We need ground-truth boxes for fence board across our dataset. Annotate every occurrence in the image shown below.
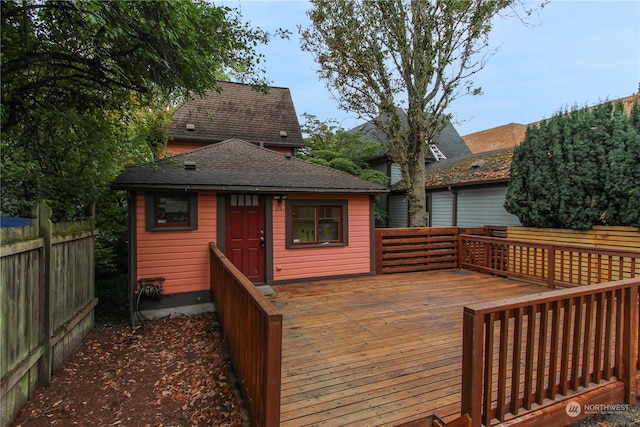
[375,227,461,274]
[507,225,640,250]
[1,202,96,427]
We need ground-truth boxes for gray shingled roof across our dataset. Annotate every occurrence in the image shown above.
[112,139,388,194]
[349,108,472,162]
[167,81,304,148]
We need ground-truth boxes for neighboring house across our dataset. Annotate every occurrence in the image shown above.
[443,94,640,228]
[424,148,522,227]
[113,82,387,319]
[427,122,528,228]
[349,109,472,227]
[462,122,529,154]
[463,94,639,154]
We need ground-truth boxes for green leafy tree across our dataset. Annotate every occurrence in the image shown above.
[505,99,640,229]
[1,0,272,132]
[1,0,276,220]
[1,0,280,305]
[299,114,389,222]
[299,114,388,184]
[300,0,543,226]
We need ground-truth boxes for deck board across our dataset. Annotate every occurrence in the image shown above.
[269,269,548,426]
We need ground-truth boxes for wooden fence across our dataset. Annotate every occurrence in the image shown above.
[507,225,640,250]
[209,243,282,427]
[459,234,640,288]
[1,201,97,427]
[375,227,464,274]
[462,277,639,426]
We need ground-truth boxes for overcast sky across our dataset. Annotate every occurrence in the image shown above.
[222,0,640,136]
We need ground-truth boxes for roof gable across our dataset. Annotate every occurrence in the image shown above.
[348,109,472,161]
[168,81,304,148]
[113,139,388,194]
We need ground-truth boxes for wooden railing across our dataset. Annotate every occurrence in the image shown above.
[375,227,463,274]
[460,234,640,288]
[209,243,282,427]
[462,277,639,426]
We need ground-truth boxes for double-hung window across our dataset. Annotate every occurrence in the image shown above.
[286,200,348,247]
[145,193,198,231]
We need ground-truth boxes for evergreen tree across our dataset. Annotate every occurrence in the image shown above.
[505,99,640,229]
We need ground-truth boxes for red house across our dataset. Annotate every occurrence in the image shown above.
[113,82,388,320]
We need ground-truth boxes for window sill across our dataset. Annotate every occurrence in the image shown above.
[148,226,197,232]
[287,242,347,249]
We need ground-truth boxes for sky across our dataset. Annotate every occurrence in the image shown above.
[221,0,640,136]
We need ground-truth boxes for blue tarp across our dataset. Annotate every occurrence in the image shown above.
[0,216,33,228]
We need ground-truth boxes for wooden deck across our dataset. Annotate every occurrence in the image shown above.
[268,270,549,427]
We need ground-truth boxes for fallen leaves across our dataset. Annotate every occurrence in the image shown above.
[11,313,243,426]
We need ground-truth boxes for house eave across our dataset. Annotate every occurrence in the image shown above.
[169,136,304,148]
[425,178,511,191]
[112,183,389,194]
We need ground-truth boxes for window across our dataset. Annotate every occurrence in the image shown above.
[286,200,348,247]
[230,194,259,207]
[145,193,198,231]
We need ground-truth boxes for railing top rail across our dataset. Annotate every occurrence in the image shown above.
[465,277,640,316]
[377,227,459,235]
[459,233,640,257]
[209,242,282,318]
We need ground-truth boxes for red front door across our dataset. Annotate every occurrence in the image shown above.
[225,194,265,283]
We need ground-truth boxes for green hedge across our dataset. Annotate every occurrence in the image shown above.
[505,99,640,229]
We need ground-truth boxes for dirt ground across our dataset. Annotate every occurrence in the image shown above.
[10,310,640,427]
[11,313,245,427]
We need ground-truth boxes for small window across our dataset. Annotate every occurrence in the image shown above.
[286,200,348,248]
[230,194,259,207]
[145,193,198,231]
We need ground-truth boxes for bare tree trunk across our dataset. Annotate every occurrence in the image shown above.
[406,145,428,227]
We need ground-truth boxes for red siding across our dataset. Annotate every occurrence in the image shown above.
[164,141,208,155]
[136,192,216,294]
[135,192,374,293]
[266,146,295,155]
[165,142,295,156]
[272,194,373,281]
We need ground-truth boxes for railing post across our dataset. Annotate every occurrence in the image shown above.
[623,285,638,403]
[375,230,382,275]
[265,314,283,427]
[457,233,463,269]
[547,245,555,289]
[462,307,484,427]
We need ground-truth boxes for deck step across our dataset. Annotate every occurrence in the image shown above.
[435,414,471,427]
[394,413,471,427]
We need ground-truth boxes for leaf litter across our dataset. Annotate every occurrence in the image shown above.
[12,313,245,427]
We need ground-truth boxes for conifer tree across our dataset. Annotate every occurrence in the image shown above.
[505,99,640,229]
